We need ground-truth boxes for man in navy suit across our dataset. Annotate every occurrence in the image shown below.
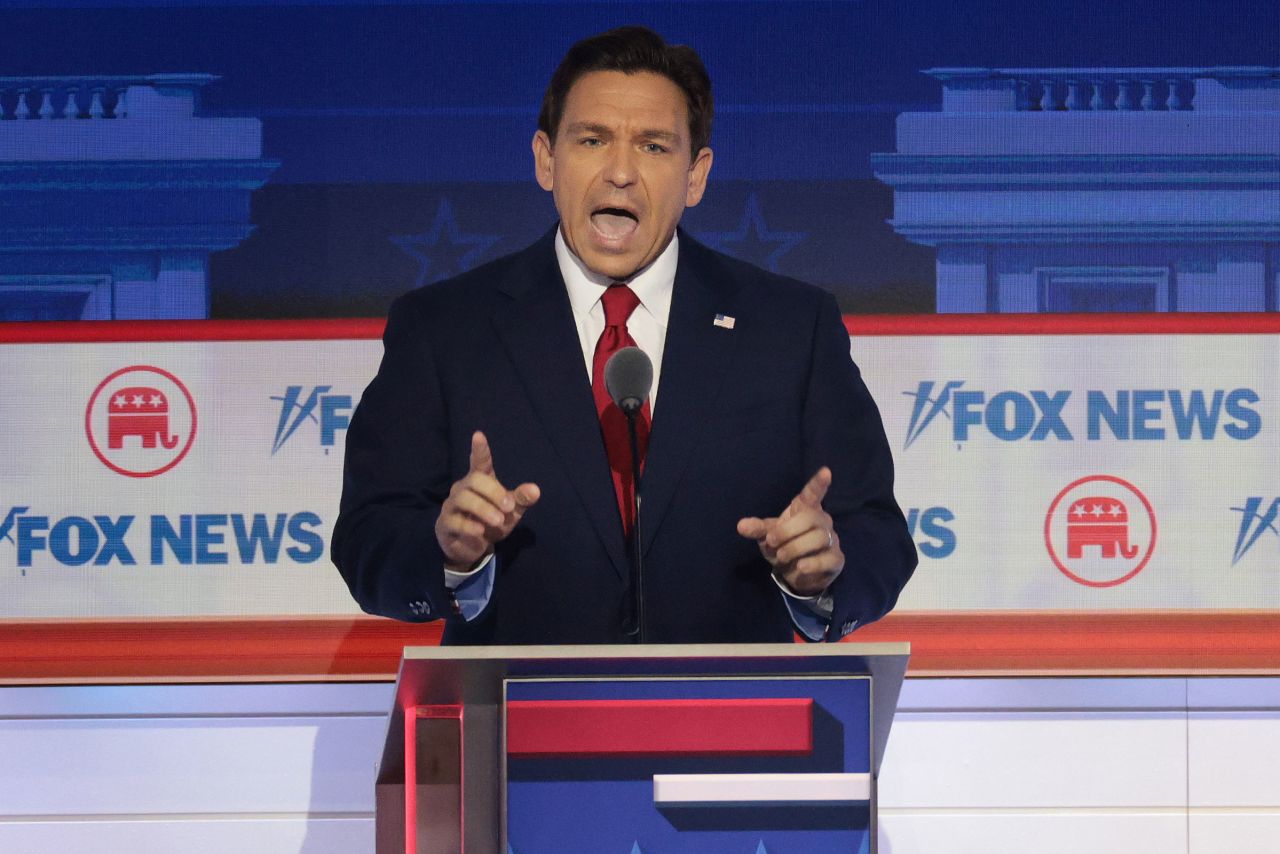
[332,26,916,644]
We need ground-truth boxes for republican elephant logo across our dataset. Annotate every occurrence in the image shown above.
[1045,475,1157,588]
[86,366,197,478]
[107,386,180,450]
[1065,496,1139,559]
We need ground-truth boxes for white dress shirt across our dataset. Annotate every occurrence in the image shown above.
[555,227,674,412]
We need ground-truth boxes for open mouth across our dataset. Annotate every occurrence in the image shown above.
[590,206,640,241]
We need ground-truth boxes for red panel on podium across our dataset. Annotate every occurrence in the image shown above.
[506,697,814,757]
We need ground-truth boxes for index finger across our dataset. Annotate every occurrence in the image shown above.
[795,466,832,508]
[468,431,495,476]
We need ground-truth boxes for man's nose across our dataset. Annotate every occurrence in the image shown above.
[603,145,638,187]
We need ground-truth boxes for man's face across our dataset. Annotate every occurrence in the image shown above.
[533,70,713,281]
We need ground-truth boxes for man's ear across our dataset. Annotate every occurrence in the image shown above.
[532,130,555,192]
[685,146,714,207]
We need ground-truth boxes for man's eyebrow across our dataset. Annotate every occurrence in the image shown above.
[562,122,681,142]
[564,121,613,136]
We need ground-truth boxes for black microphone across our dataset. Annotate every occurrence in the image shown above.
[604,346,653,417]
[603,346,652,641]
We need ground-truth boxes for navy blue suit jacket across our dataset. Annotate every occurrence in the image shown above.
[332,228,916,644]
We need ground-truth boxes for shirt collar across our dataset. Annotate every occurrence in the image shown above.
[555,227,677,323]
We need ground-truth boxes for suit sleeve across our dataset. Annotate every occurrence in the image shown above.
[330,295,461,624]
[802,293,917,639]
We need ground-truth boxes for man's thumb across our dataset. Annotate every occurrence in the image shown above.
[736,517,769,541]
[512,483,541,514]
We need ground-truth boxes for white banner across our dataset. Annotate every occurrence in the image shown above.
[856,333,1280,611]
[1,339,380,617]
[1,328,1277,618]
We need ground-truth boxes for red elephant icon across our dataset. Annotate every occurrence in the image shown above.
[1066,496,1138,559]
[107,386,179,450]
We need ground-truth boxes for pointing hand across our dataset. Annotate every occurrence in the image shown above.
[736,466,844,597]
[435,431,540,570]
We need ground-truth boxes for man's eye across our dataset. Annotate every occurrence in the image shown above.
[643,143,668,154]
[581,137,603,147]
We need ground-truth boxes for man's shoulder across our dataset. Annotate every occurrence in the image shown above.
[679,231,834,312]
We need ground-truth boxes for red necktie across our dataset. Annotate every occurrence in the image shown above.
[592,285,651,538]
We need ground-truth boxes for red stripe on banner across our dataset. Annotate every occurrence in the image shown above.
[505,698,813,758]
[0,616,442,682]
[0,318,387,343]
[4,312,1278,345]
[4,612,1280,683]
[843,312,1280,336]
[853,611,1280,675]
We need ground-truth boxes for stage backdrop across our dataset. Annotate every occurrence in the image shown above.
[0,0,1276,678]
[1,315,1278,678]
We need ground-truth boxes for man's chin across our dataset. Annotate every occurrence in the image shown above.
[579,248,649,282]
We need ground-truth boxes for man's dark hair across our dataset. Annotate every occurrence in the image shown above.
[538,25,713,157]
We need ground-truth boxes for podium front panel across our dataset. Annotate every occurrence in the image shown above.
[503,675,873,851]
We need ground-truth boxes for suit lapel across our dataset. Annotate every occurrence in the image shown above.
[490,232,629,580]
[640,237,741,556]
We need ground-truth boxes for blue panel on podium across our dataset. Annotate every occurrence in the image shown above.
[504,676,872,852]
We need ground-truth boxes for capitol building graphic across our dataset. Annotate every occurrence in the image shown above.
[873,66,1280,313]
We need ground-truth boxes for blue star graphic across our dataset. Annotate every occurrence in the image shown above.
[391,198,500,287]
[695,193,806,273]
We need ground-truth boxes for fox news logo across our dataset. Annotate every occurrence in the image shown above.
[0,506,323,569]
[1232,498,1279,565]
[902,381,1260,449]
[270,386,353,454]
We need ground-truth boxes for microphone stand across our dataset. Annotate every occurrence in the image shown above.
[622,402,645,643]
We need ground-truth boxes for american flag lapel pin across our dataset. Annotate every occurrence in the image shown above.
[713,313,736,330]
